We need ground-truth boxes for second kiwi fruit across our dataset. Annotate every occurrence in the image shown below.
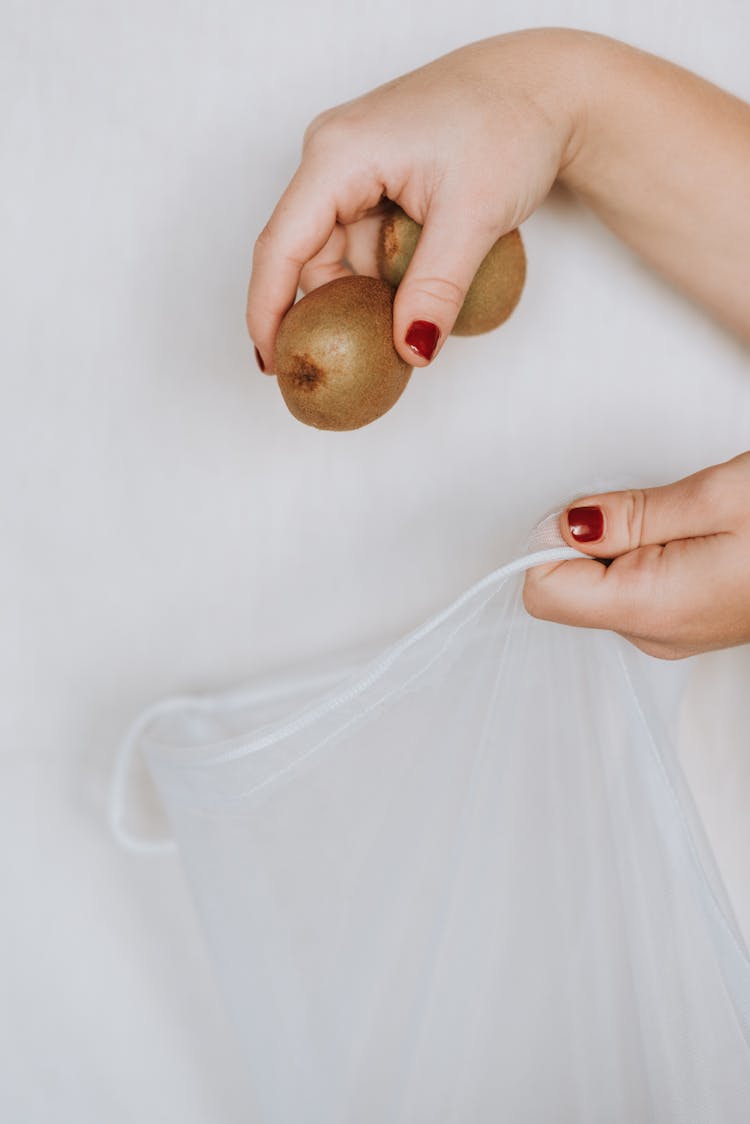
[378,204,526,335]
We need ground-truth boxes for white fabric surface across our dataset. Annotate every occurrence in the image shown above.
[2,0,749,1120]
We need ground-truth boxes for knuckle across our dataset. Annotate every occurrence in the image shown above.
[304,111,358,155]
[302,108,335,149]
[625,489,647,550]
[409,275,465,316]
[522,574,549,621]
[253,218,303,272]
[253,221,276,264]
[522,575,540,619]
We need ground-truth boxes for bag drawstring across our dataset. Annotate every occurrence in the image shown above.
[110,527,582,854]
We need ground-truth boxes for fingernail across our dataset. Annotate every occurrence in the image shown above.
[254,345,266,373]
[405,320,440,362]
[568,505,604,543]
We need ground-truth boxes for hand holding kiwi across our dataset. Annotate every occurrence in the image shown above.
[274,205,526,430]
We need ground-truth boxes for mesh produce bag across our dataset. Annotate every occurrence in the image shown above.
[113,517,750,1123]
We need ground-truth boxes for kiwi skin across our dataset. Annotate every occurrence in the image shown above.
[378,204,526,336]
[274,275,412,431]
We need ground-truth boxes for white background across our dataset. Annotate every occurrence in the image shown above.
[3,0,749,1119]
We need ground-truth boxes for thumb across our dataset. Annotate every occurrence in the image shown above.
[523,458,743,642]
[391,199,499,366]
[557,462,738,557]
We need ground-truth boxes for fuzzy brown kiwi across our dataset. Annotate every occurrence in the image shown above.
[274,276,412,431]
[377,204,526,336]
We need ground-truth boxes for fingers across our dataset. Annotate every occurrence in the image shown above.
[524,533,742,654]
[247,114,389,372]
[523,453,750,656]
[246,164,338,371]
[298,224,354,297]
[556,457,748,558]
[249,179,501,371]
[299,210,384,295]
[392,197,501,366]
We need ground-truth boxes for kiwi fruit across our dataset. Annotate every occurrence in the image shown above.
[274,275,412,431]
[378,204,526,335]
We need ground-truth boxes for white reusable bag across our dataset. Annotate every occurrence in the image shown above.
[113,519,750,1123]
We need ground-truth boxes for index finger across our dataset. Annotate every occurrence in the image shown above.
[523,532,736,647]
[246,161,338,371]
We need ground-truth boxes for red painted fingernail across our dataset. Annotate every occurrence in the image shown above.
[254,345,266,373]
[405,320,440,361]
[568,505,604,543]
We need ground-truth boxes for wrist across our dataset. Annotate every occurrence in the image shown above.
[487,28,605,179]
[540,30,618,185]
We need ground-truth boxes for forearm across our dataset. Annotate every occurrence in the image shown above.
[558,35,750,342]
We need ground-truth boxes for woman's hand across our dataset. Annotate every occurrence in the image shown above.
[247,29,750,371]
[523,453,750,659]
[246,29,585,371]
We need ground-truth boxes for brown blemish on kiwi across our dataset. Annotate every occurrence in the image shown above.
[287,355,326,391]
[381,214,401,263]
